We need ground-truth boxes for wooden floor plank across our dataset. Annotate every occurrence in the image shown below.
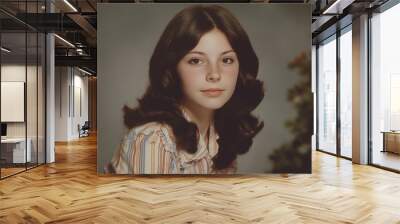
[0,134,400,223]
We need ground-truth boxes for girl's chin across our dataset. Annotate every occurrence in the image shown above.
[182,97,229,111]
[197,102,227,110]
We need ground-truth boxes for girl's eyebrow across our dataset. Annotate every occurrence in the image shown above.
[186,49,236,55]
[221,50,235,55]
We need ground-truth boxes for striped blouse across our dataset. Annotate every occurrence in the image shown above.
[106,113,237,174]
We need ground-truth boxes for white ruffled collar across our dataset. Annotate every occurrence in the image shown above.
[178,107,219,164]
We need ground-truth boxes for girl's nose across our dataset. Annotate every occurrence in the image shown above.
[206,63,221,82]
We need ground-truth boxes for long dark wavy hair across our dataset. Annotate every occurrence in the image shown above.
[123,5,264,170]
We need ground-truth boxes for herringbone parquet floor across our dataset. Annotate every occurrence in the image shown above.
[0,134,400,223]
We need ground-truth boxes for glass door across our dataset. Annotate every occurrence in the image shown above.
[0,1,47,179]
[1,30,28,178]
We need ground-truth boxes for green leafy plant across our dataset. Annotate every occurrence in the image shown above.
[269,52,313,173]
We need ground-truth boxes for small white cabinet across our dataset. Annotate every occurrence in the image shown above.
[1,138,32,163]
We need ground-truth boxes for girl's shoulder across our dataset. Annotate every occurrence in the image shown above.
[123,122,177,153]
[107,122,178,174]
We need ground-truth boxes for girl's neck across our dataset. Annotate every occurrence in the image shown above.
[181,102,214,137]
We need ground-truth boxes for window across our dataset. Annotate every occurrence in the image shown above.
[339,27,352,158]
[370,2,400,171]
[317,35,337,154]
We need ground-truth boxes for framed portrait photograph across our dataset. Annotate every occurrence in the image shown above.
[98,3,311,175]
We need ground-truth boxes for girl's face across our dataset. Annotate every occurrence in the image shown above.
[177,28,239,111]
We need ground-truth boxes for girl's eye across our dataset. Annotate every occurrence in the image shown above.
[188,58,203,65]
[222,57,235,64]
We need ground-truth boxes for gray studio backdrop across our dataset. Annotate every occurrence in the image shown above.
[97,3,310,173]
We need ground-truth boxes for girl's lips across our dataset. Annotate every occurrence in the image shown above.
[201,89,224,97]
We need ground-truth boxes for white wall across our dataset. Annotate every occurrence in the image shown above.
[55,66,89,141]
[55,66,69,141]
[70,71,89,139]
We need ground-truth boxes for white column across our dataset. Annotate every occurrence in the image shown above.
[46,1,56,163]
[352,14,369,164]
[312,45,317,151]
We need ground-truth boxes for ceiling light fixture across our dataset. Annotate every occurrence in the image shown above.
[78,67,93,76]
[322,0,354,15]
[76,48,85,55]
[1,47,11,53]
[63,0,78,12]
[54,34,75,48]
